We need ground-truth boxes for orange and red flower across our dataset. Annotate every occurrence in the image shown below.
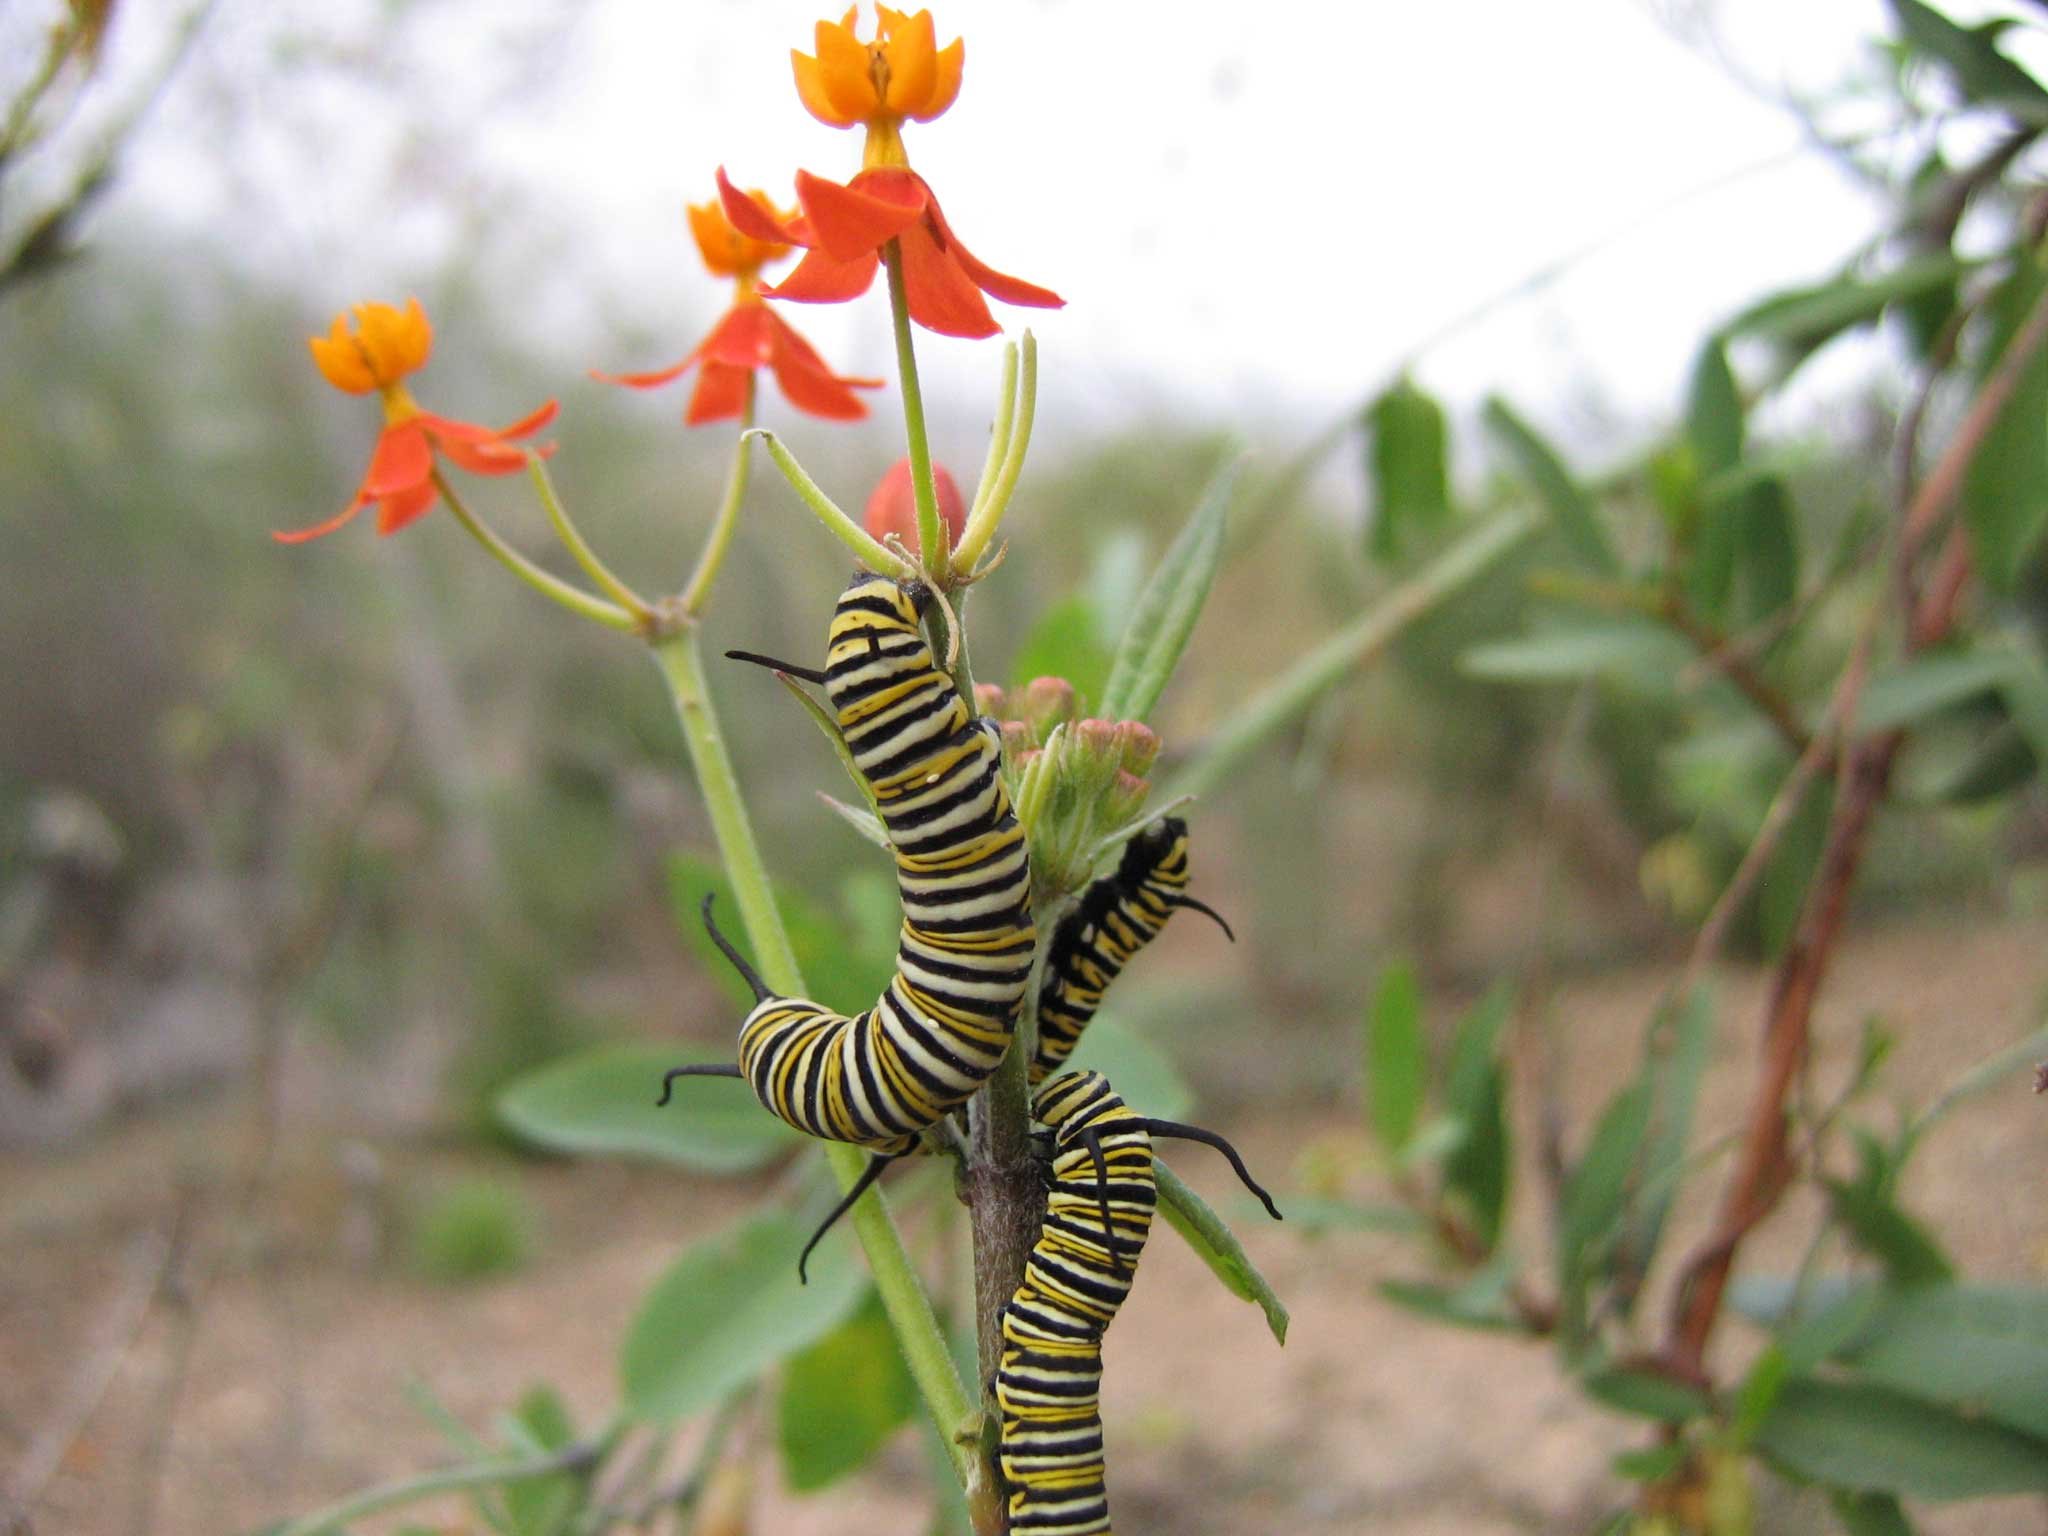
[721,7,1062,340]
[597,190,881,425]
[280,299,556,543]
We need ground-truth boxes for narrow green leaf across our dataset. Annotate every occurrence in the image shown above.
[1098,457,1238,722]
[1616,989,1715,1306]
[1756,1378,2048,1498]
[1732,1344,1792,1447]
[1461,619,1691,693]
[1278,1197,1426,1235]
[1557,1081,1652,1349]
[1890,0,2048,106]
[1830,1490,1916,1536]
[1686,337,1745,618]
[1168,510,1534,799]
[817,792,892,850]
[1757,779,1833,956]
[1365,958,1426,1155]
[1726,253,1975,355]
[1441,984,1512,1251]
[1366,377,1451,561]
[778,1290,918,1491]
[1580,1366,1712,1423]
[1482,396,1619,574]
[1153,1160,1288,1345]
[1962,256,2048,590]
[499,1385,580,1536]
[1825,1178,1956,1285]
[1845,1284,2048,1438]
[497,1044,799,1174]
[622,1211,866,1423]
[1737,478,1800,621]
[1857,649,2014,732]
[1997,632,2048,775]
[1613,1442,1689,1483]
[1010,594,1115,708]
[1378,1258,1533,1335]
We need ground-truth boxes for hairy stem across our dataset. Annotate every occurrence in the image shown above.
[434,472,638,632]
[678,380,755,617]
[884,239,947,579]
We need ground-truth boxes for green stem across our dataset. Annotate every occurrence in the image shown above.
[273,1440,608,1536]
[884,239,946,579]
[433,471,638,633]
[749,429,911,577]
[678,380,756,616]
[955,332,1036,576]
[647,628,979,1488]
[967,341,1020,522]
[525,453,652,623]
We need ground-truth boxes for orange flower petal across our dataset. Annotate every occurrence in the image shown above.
[695,302,775,368]
[765,312,874,421]
[273,499,367,544]
[685,360,752,426]
[915,36,964,122]
[717,167,806,245]
[435,436,532,476]
[797,167,925,260]
[763,246,882,304]
[374,479,440,536]
[354,299,432,385]
[417,400,559,444]
[591,358,696,390]
[880,8,937,116]
[309,318,375,394]
[895,219,998,338]
[792,46,857,128]
[813,16,878,122]
[920,182,1064,309]
[354,421,430,498]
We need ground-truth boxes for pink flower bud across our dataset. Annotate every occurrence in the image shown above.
[1000,720,1031,756]
[974,682,1008,718]
[1114,720,1160,776]
[865,457,966,549]
[1073,717,1120,761]
[1019,676,1078,737]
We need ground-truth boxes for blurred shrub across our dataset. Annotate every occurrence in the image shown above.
[407,1175,536,1283]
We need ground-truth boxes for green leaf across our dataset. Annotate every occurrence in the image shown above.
[1830,1490,1916,1536]
[1736,478,1800,622]
[1580,1366,1712,1423]
[623,1211,866,1423]
[1098,456,1238,722]
[1889,0,2048,107]
[1616,989,1715,1306]
[1727,253,1976,357]
[1686,337,1745,617]
[1613,1442,1690,1483]
[1756,1378,2048,1498]
[1378,1257,1533,1334]
[1962,256,2048,590]
[1857,649,2014,732]
[1825,1178,1956,1285]
[497,1044,799,1174]
[499,1385,581,1536]
[1364,958,1426,1155]
[1482,396,1618,574]
[1556,1081,1652,1350]
[1732,1344,1793,1447]
[1010,594,1115,708]
[1153,1160,1288,1344]
[1064,1014,1194,1121]
[1844,1285,2048,1439]
[669,854,893,1017]
[1366,377,1451,561]
[1997,631,2048,775]
[1461,619,1690,694]
[1442,985,1513,1251]
[778,1290,917,1491]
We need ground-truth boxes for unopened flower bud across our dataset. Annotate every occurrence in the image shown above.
[865,457,966,550]
[974,682,1008,719]
[1072,717,1120,762]
[999,720,1031,757]
[1114,720,1160,777]
[1103,768,1151,822]
[1018,676,1077,739]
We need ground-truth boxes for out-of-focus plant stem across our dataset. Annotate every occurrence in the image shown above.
[678,379,755,617]
[433,472,638,633]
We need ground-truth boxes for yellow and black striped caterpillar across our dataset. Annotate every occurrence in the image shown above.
[661,571,1037,1272]
[1032,816,1233,1083]
[998,1071,1281,1534]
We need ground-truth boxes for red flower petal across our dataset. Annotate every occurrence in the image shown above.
[896,219,998,338]
[919,182,1064,310]
[764,246,882,304]
[796,168,925,261]
[418,400,559,444]
[359,420,433,498]
[274,499,368,545]
[717,166,806,245]
[591,357,697,390]
[435,434,533,476]
[685,360,752,425]
[764,310,877,421]
[695,302,775,369]
[374,479,440,536]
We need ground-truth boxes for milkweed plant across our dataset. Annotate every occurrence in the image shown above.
[263,11,1529,1534]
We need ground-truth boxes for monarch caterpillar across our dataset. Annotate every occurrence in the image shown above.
[998,1071,1281,1534]
[660,571,1036,1274]
[1032,816,1234,1084]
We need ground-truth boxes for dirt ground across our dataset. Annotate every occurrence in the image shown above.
[4,913,2046,1536]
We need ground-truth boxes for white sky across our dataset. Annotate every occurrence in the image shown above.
[38,0,2038,447]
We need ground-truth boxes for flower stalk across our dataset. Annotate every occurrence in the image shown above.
[432,472,639,633]
[955,330,1036,575]
[883,237,948,578]
[749,429,912,577]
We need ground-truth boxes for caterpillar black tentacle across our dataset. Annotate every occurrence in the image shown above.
[661,572,1037,1247]
[1133,1117,1284,1222]
[724,648,828,686]
[1032,816,1229,1083]
[797,1149,901,1285]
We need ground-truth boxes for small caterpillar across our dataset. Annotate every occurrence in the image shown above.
[661,571,1036,1273]
[997,1071,1281,1534]
[1033,816,1233,1084]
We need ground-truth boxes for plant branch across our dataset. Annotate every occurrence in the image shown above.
[272,1440,610,1536]
[884,239,946,579]
[678,385,756,617]
[434,472,638,632]
[526,453,652,624]
[747,430,911,577]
